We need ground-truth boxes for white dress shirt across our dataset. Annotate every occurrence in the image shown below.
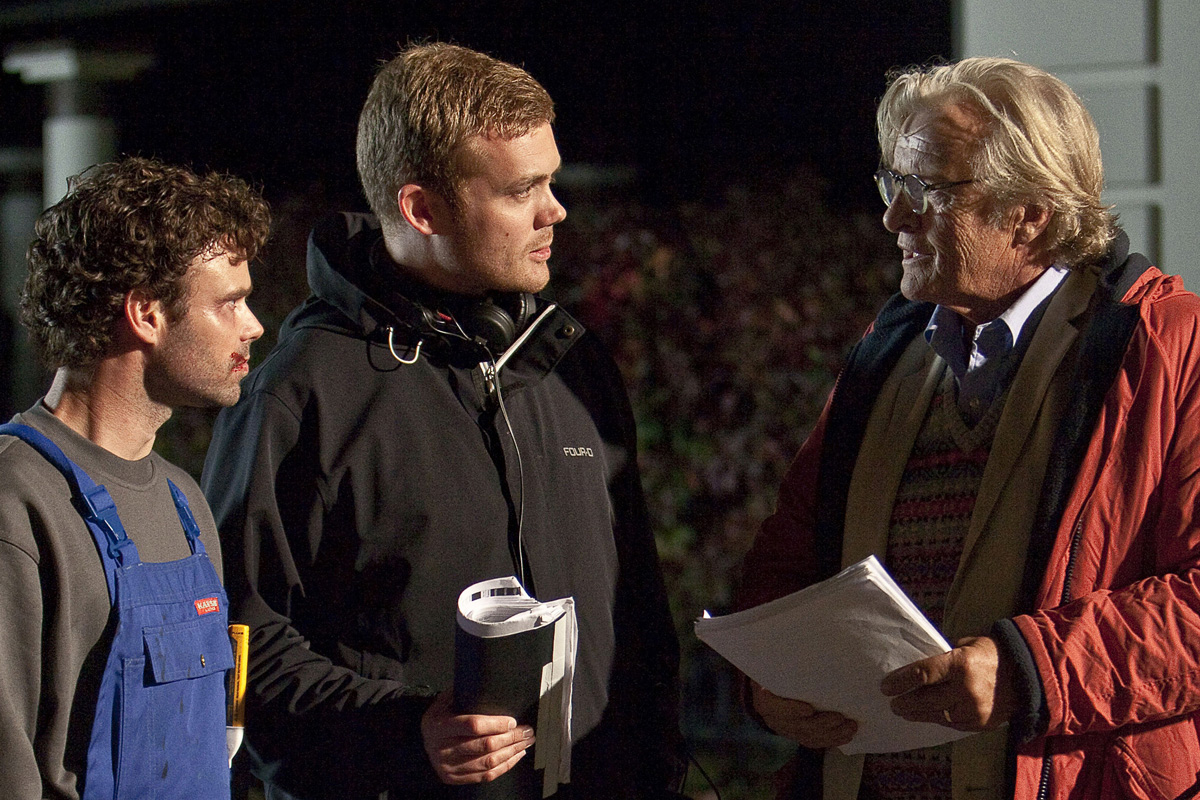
[925,265,1069,423]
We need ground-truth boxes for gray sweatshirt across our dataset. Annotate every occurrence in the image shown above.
[0,402,222,800]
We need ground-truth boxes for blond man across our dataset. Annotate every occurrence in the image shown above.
[203,44,682,800]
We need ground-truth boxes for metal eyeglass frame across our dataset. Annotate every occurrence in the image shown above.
[874,168,974,214]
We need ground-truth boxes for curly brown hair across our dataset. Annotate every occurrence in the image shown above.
[22,156,271,370]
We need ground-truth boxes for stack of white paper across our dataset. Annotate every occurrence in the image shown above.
[695,555,970,754]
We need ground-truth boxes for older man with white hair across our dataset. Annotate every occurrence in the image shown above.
[739,57,1200,800]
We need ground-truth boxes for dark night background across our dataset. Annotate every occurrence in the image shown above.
[0,2,953,797]
[0,0,952,212]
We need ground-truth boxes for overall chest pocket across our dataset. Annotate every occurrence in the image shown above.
[113,613,234,798]
[143,614,235,682]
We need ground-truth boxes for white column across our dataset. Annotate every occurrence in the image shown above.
[42,115,117,206]
[3,44,152,206]
[955,0,1200,284]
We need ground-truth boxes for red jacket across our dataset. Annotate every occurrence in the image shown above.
[740,238,1200,800]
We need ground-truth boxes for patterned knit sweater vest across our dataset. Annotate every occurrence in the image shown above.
[859,370,1006,800]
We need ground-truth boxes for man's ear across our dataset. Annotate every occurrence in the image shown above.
[124,289,166,346]
[1013,202,1052,247]
[398,184,452,236]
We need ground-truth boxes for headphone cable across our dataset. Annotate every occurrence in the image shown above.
[393,303,533,588]
[490,354,528,588]
[385,327,422,364]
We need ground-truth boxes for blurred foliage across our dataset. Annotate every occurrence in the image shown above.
[552,172,898,630]
[551,173,900,797]
[156,169,901,799]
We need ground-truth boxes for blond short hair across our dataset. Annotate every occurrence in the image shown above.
[356,42,555,224]
[877,57,1116,267]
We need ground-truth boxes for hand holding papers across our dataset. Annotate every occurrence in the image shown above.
[695,556,970,754]
[455,577,577,799]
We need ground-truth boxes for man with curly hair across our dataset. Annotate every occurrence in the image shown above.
[0,156,269,799]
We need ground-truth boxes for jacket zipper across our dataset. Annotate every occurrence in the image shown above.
[480,303,560,400]
[1059,517,1086,607]
[1035,515,1086,800]
[482,361,497,397]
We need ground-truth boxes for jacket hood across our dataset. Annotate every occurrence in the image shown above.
[1094,229,1156,303]
[300,212,418,338]
[294,211,582,376]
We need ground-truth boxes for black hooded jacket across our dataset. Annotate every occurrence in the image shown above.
[202,213,681,798]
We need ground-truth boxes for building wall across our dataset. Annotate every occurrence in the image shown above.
[956,0,1200,285]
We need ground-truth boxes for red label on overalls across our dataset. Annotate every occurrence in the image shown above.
[194,597,220,616]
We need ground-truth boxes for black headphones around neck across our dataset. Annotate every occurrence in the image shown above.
[369,236,537,358]
[417,290,536,356]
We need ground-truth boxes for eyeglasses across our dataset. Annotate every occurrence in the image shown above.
[874,168,974,214]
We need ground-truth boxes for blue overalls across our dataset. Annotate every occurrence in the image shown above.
[0,424,233,799]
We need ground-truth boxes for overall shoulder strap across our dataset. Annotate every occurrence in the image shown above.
[0,423,139,601]
[166,479,205,555]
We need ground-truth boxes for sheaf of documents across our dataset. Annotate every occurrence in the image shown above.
[695,555,971,754]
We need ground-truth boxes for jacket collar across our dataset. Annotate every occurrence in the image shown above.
[814,230,1147,584]
[296,211,585,380]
